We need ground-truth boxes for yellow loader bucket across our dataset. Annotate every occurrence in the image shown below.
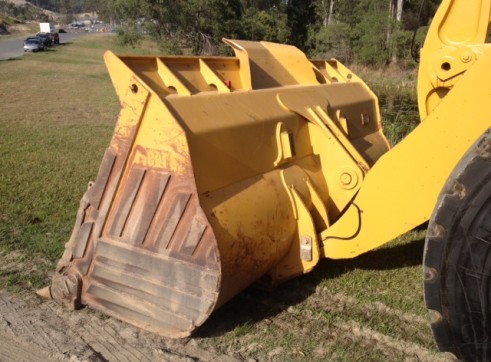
[44,39,390,337]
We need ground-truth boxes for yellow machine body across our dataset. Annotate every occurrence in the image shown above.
[45,0,491,341]
[321,0,491,259]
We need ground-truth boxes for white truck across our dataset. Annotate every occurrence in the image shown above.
[39,23,55,33]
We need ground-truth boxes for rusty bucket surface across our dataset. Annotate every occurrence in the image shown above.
[45,39,389,337]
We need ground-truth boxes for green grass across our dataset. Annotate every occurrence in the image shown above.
[0,36,439,360]
[0,35,141,288]
[193,231,439,361]
[0,35,171,286]
[354,65,420,146]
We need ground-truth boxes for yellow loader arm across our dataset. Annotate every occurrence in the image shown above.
[40,0,491,359]
[322,0,491,259]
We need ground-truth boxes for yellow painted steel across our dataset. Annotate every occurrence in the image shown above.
[100,0,491,277]
[46,0,491,338]
[417,0,491,119]
[321,49,491,258]
[102,39,390,287]
[323,0,491,259]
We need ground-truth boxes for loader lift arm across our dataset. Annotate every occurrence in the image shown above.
[320,1,491,359]
[321,0,491,259]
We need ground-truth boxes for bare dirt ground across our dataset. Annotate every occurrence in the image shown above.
[0,250,238,362]
[0,289,455,362]
[0,233,455,362]
[0,243,453,362]
[0,248,456,362]
[0,291,240,362]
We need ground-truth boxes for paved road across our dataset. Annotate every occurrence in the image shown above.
[0,32,91,60]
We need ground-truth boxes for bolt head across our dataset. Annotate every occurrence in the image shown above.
[461,52,472,63]
[340,173,352,185]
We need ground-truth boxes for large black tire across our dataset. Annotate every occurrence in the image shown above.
[424,128,491,361]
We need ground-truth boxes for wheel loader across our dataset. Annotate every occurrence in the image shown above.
[38,0,491,360]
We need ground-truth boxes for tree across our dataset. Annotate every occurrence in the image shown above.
[177,0,244,53]
[97,0,441,65]
[351,0,393,65]
[286,0,316,50]
[312,22,353,62]
[395,0,403,22]
[314,0,331,27]
[104,0,244,54]
[59,0,78,23]
[327,0,334,25]
[242,2,289,42]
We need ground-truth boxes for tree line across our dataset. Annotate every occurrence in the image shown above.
[0,0,97,22]
[2,0,441,67]
[101,0,441,67]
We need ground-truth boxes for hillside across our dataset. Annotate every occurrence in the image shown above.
[0,0,62,35]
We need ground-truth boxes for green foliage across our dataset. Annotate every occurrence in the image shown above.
[309,0,440,67]
[116,20,141,48]
[286,0,316,50]
[180,0,244,54]
[310,22,352,62]
[242,5,289,42]
[2,0,441,65]
[103,0,245,54]
[351,1,392,66]
[29,0,97,13]
[0,0,50,21]
[357,66,420,145]
[390,29,416,68]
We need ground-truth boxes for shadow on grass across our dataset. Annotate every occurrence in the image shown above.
[1,42,72,61]
[40,48,57,53]
[36,43,72,52]
[195,236,426,338]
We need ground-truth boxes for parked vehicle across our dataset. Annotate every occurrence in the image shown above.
[39,22,55,33]
[23,38,44,52]
[68,22,84,30]
[35,32,52,47]
[48,32,60,45]
[24,36,46,49]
